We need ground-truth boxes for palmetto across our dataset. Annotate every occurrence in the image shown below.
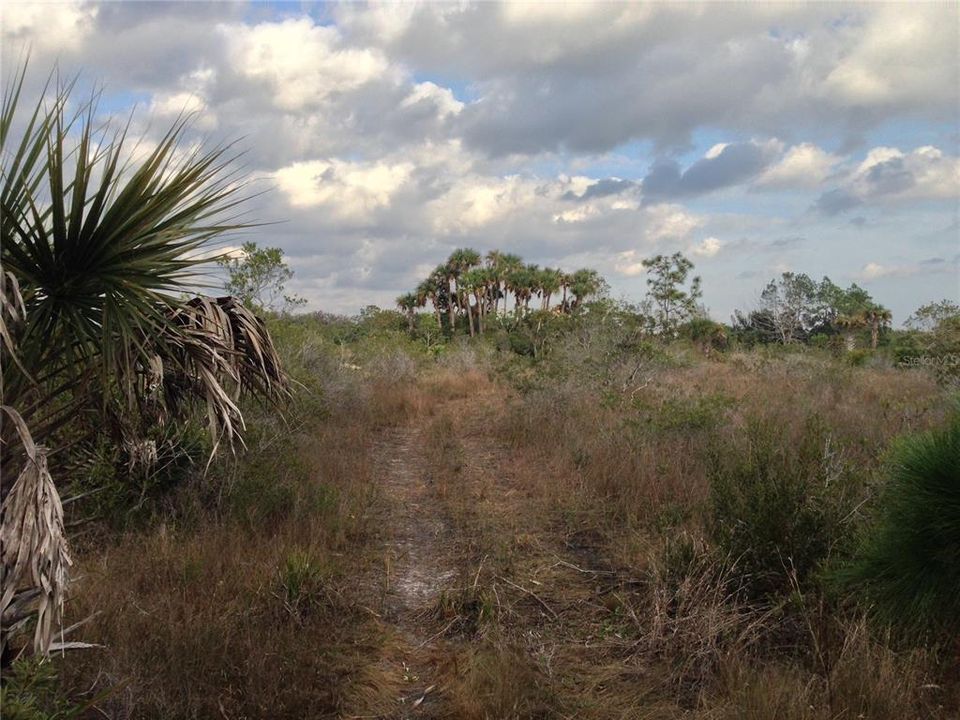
[0,67,286,655]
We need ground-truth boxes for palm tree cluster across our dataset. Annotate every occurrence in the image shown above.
[835,305,893,350]
[1,69,286,656]
[396,249,603,336]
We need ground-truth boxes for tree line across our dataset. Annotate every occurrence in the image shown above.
[733,272,892,349]
[390,247,956,358]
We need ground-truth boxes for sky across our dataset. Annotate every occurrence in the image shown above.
[2,1,958,323]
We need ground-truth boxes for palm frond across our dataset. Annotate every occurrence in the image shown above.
[0,405,71,656]
[158,296,288,454]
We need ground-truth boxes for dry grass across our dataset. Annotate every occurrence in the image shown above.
[48,356,432,718]
[35,341,957,719]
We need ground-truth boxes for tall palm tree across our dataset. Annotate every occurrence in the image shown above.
[460,268,481,336]
[446,248,480,331]
[836,312,867,351]
[559,271,573,313]
[507,265,536,317]
[429,263,453,330]
[540,267,562,310]
[499,253,523,315]
[570,268,601,311]
[396,292,418,331]
[865,306,892,349]
[524,264,540,314]
[416,278,440,329]
[1,67,286,655]
[484,250,504,316]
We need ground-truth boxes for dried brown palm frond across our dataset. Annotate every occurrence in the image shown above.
[144,296,288,456]
[0,405,72,657]
[181,296,287,398]
[0,268,25,360]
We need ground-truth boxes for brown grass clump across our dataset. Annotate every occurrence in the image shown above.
[443,641,560,719]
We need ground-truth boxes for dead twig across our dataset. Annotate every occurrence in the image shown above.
[495,574,559,620]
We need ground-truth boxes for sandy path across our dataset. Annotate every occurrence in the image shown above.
[352,425,457,718]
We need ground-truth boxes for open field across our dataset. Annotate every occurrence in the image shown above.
[7,311,955,719]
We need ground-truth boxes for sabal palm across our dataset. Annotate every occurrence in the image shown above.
[498,253,523,314]
[1,67,285,654]
[540,268,562,310]
[865,306,892,349]
[570,268,601,310]
[396,292,418,330]
[445,248,480,330]
[836,312,866,350]
[416,278,441,328]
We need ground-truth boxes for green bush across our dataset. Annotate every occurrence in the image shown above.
[708,416,854,598]
[632,393,733,432]
[844,348,872,367]
[64,421,211,528]
[0,657,87,719]
[834,403,960,638]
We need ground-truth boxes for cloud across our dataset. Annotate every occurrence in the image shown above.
[221,18,391,111]
[813,188,863,216]
[562,177,637,201]
[814,144,960,214]
[756,143,840,189]
[273,159,413,221]
[690,236,723,258]
[642,140,781,199]
[1,0,98,53]
[855,256,959,281]
[337,3,959,155]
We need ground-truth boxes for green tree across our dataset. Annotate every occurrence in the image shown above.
[864,305,892,349]
[218,241,305,313]
[539,267,563,310]
[906,299,960,335]
[641,252,703,336]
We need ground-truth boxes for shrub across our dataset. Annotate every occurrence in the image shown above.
[844,348,872,367]
[0,657,88,719]
[834,403,960,638]
[708,416,853,598]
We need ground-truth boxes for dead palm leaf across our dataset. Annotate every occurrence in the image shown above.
[0,405,71,656]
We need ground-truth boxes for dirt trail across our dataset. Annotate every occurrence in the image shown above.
[375,427,456,615]
[349,389,631,719]
[352,424,457,718]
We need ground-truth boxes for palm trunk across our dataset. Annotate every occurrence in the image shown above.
[465,292,475,336]
[447,277,457,330]
[871,320,879,349]
[561,285,568,313]
[475,290,484,334]
[432,294,441,328]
